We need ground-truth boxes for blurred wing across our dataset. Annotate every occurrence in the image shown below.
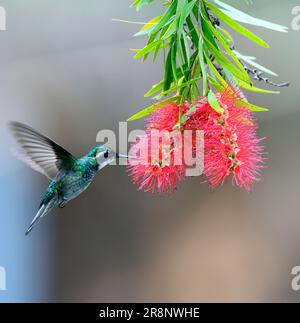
[9,121,77,180]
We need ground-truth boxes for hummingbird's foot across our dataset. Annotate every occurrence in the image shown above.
[58,201,67,209]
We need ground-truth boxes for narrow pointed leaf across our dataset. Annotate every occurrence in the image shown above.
[206,2,270,48]
[233,50,278,77]
[213,0,288,32]
[237,78,280,94]
[204,39,251,83]
[208,90,223,113]
[161,18,178,39]
[127,97,177,121]
[134,39,161,59]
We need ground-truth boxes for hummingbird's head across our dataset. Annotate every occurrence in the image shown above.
[89,145,128,170]
[90,146,116,170]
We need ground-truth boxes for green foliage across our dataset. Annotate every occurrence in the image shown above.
[208,90,222,112]
[130,0,156,11]
[127,0,287,121]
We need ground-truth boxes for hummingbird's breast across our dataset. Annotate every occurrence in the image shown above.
[60,161,97,201]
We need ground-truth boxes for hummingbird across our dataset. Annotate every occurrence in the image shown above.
[9,121,129,235]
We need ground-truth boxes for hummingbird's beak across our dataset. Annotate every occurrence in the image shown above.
[116,153,137,160]
[116,153,128,159]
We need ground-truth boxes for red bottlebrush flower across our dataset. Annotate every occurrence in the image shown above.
[127,133,185,194]
[128,88,263,193]
[127,101,188,194]
[146,101,188,131]
[185,88,264,191]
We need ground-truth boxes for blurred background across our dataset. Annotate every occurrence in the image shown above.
[0,0,299,302]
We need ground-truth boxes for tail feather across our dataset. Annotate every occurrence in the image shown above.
[25,201,56,236]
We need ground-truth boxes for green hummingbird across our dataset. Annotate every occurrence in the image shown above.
[9,121,129,235]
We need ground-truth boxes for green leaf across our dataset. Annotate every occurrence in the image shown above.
[204,39,250,83]
[130,0,142,8]
[135,16,176,37]
[145,80,164,97]
[150,0,178,35]
[181,34,190,67]
[141,16,161,31]
[127,106,156,121]
[203,17,252,84]
[176,104,198,125]
[208,90,223,113]
[217,26,233,42]
[145,60,193,97]
[234,98,269,112]
[159,76,202,96]
[152,42,161,62]
[200,3,219,48]
[127,105,157,121]
[237,78,280,94]
[112,19,149,25]
[213,0,288,33]
[208,75,224,92]
[133,16,162,36]
[164,48,174,91]
[178,0,195,34]
[198,38,208,96]
[131,0,156,11]
[205,54,227,87]
[221,66,270,97]
[171,39,178,82]
[127,97,177,121]
[161,18,178,39]
[134,39,161,59]
[143,33,157,61]
[176,0,188,16]
[233,50,278,77]
[185,15,199,48]
[206,2,270,48]
[243,103,269,112]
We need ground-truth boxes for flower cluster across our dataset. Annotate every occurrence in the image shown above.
[127,88,264,193]
[127,103,187,194]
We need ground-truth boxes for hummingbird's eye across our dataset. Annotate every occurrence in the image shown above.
[104,150,109,158]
